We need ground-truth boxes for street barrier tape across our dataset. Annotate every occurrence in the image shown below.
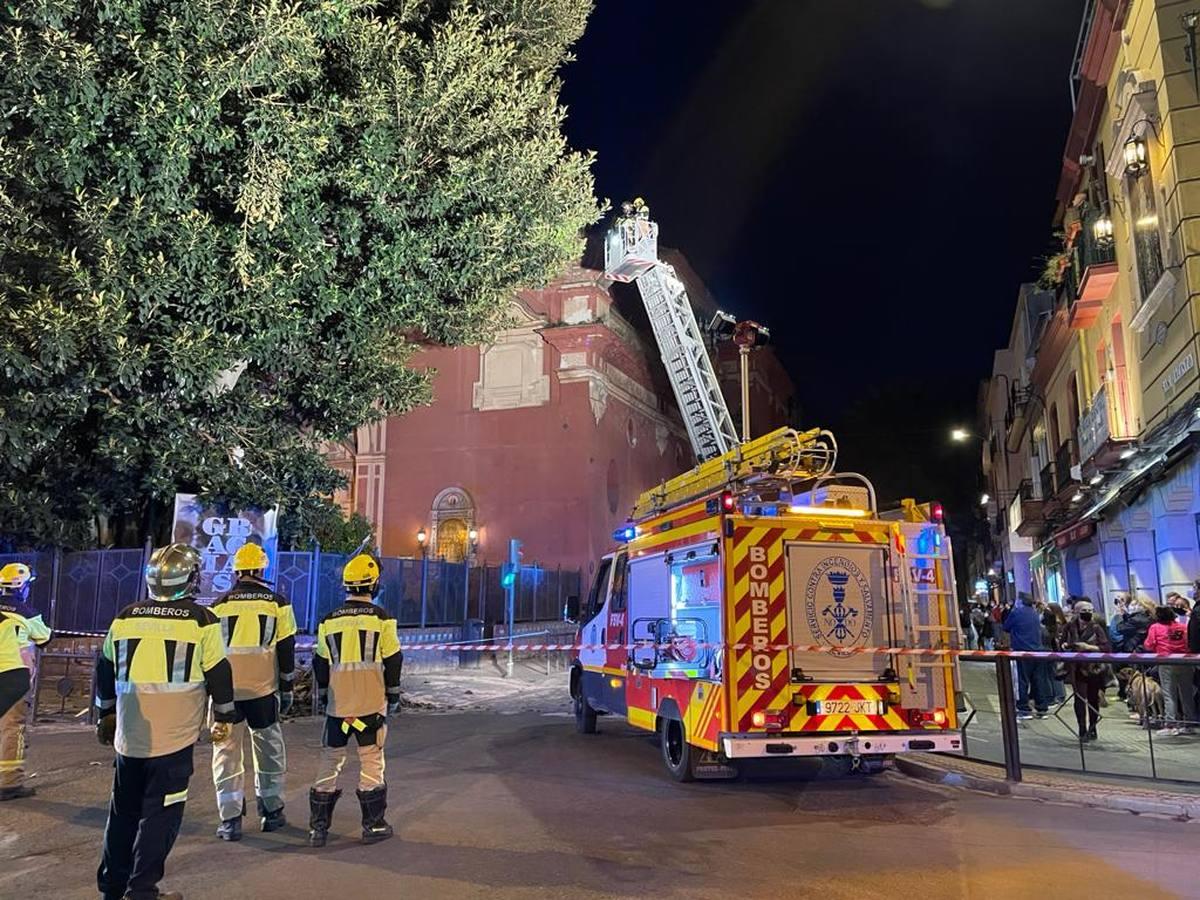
[40,631,1200,663]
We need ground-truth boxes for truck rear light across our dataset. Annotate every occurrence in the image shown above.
[721,491,737,512]
[907,708,947,727]
[752,710,786,732]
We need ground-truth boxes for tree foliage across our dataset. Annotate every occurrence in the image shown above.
[0,0,599,547]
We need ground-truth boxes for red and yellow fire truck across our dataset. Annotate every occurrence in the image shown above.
[568,427,964,780]
[572,207,963,779]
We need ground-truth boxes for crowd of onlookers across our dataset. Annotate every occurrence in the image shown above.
[960,584,1198,741]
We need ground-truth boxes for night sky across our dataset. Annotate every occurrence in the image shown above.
[560,0,1085,522]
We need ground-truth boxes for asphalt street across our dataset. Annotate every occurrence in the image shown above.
[0,704,1196,900]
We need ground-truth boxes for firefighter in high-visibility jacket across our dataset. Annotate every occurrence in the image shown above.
[0,563,52,801]
[309,553,402,847]
[95,543,237,900]
[209,542,297,841]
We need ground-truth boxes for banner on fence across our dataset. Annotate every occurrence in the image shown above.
[172,494,279,604]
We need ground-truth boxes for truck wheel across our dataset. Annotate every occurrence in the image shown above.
[574,691,598,734]
[660,719,697,782]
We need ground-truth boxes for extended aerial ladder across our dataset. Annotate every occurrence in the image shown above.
[604,205,836,517]
[604,208,740,462]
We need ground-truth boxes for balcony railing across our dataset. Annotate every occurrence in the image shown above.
[1077,383,1136,467]
[1040,462,1056,505]
[1054,439,1077,495]
[1067,210,1119,329]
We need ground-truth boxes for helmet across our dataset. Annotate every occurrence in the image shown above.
[145,543,202,601]
[0,563,33,597]
[232,542,269,574]
[343,553,380,595]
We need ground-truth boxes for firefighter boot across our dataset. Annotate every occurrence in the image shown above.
[122,892,183,900]
[215,815,242,842]
[357,786,393,845]
[258,796,286,833]
[0,785,35,801]
[308,788,341,848]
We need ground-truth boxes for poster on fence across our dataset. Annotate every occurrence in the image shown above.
[172,494,279,605]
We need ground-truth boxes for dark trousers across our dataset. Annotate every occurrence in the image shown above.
[1016,659,1050,712]
[97,744,194,900]
[1072,672,1105,734]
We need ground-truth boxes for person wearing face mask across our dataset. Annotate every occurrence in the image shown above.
[1145,605,1195,736]
[1058,598,1110,742]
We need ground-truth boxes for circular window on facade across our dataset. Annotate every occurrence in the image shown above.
[607,459,620,515]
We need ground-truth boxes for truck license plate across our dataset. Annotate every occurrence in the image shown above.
[813,699,883,716]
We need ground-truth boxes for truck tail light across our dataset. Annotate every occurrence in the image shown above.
[907,708,947,728]
[751,710,787,732]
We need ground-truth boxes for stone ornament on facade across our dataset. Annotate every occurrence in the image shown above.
[473,302,551,412]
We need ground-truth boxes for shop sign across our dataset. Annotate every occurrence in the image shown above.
[1054,521,1095,550]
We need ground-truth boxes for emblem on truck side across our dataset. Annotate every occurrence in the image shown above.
[804,556,873,657]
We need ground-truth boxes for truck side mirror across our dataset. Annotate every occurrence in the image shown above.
[564,595,580,622]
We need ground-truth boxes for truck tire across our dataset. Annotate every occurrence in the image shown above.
[574,690,598,734]
[660,718,697,782]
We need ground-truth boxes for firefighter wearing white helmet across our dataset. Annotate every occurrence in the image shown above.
[95,543,237,900]
[0,562,52,801]
[309,552,403,847]
[208,541,297,841]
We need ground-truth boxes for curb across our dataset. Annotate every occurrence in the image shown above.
[893,756,1195,819]
[892,756,1011,795]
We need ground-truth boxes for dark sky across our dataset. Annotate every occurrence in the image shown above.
[560,0,1085,519]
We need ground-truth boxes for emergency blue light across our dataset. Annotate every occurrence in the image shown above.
[612,525,637,543]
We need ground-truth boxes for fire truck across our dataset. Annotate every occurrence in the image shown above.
[567,207,963,780]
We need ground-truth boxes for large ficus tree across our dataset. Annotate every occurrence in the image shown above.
[0,0,599,547]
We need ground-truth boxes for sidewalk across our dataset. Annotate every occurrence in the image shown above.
[894,752,1200,821]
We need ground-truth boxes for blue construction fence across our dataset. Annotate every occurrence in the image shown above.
[0,550,583,635]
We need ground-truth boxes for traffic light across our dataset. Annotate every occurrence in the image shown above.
[501,538,523,588]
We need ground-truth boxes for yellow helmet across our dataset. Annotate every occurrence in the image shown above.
[343,553,381,594]
[0,563,33,595]
[145,543,202,601]
[232,542,269,574]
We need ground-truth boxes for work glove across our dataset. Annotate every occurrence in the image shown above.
[278,691,294,717]
[96,713,116,746]
[210,721,233,744]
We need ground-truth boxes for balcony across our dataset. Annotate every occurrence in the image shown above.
[1053,439,1079,499]
[1013,479,1047,538]
[1077,383,1136,470]
[1066,213,1118,330]
[1039,461,1056,509]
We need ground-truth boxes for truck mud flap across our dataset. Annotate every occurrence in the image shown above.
[693,751,739,780]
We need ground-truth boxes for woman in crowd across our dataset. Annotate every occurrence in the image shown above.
[1145,605,1195,736]
[1043,602,1069,702]
[1058,598,1110,742]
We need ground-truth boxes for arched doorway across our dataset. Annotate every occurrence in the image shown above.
[430,488,475,561]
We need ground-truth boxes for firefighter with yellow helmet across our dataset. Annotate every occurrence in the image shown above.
[309,552,402,847]
[0,562,52,800]
[209,541,297,841]
[95,543,237,900]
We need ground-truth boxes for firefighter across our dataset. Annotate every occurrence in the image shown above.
[0,563,51,800]
[95,543,237,900]
[209,542,297,841]
[309,553,402,847]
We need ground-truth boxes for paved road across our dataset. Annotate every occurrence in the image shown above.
[0,711,1196,900]
[959,662,1200,784]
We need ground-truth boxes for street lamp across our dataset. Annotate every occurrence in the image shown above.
[1124,134,1149,178]
[980,493,990,506]
[1092,211,1114,247]
[950,427,972,442]
[416,527,428,555]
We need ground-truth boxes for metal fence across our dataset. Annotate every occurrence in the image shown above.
[1,548,583,636]
[957,652,1200,786]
